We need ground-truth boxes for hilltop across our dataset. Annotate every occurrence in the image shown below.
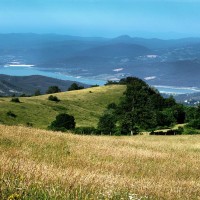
[0,85,126,129]
[0,75,88,96]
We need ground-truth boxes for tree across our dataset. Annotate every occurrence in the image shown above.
[68,83,84,91]
[187,119,200,129]
[165,95,176,107]
[119,112,139,135]
[106,77,183,135]
[46,86,61,94]
[97,113,116,135]
[49,113,76,131]
[156,109,176,127]
[172,104,186,124]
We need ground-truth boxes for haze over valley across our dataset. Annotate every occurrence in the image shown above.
[1,33,200,94]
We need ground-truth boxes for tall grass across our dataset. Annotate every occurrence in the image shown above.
[1,125,200,199]
[0,85,125,129]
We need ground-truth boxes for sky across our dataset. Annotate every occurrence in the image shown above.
[0,0,200,39]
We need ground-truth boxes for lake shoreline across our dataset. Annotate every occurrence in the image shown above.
[0,65,200,95]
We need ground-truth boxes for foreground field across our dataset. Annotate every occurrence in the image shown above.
[1,125,200,199]
[0,85,125,129]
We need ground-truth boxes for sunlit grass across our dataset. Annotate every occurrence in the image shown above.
[0,85,125,129]
[1,125,200,199]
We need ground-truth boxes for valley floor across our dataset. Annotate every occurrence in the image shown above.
[1,125,200,199]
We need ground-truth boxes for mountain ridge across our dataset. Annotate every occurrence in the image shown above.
[0,74,88,96]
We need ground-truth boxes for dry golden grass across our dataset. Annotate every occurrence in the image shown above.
[1,125,200,199]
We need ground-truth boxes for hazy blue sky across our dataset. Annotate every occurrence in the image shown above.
[0,0,200,38]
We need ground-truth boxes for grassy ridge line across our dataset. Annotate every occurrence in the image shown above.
[1,125,200,199]
[0,85,126,129]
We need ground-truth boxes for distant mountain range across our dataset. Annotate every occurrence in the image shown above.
[0,33,200,88]
[0,75,88,96]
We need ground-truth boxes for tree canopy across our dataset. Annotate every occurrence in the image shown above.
[46,86,61,94]
[98,77,186,135]
[49,113,76,132]
[68,83,84,91]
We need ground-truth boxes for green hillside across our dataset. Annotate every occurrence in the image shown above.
[0,85,126,129]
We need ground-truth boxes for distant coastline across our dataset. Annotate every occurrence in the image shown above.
[0,65,200,95]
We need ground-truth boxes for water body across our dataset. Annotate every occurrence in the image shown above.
[0,66,200,94]
[153,85,200,95]
[0,66,106,85]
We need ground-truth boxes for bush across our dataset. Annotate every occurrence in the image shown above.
[107,103,117,110]
[105,80,119,85]
[184,128,197,135]
[48,95,60,102]
[26,122,33,127]
[46,86,61,94]
[20,93,27,97]
[176,126,184,135]
[186,119,200,129]
[68,83,84,91]
[49,113,76,132]
[7,111,17,118]
[10,97,20,103]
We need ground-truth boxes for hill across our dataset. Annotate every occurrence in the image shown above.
[1,124,200,199]
[1,33,200,87]
[0,85,126,129]
[0,75,88,96]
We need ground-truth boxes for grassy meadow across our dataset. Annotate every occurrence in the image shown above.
[1,125,200,199]
[0,85,125,129]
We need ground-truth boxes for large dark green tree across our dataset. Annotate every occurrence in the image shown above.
[99,77,185,135]
[172,104,186,124]
[97,113,116,135]
[49,113,75,131]
[116,77,162,134]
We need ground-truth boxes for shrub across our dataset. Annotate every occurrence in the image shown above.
[186,119,200,129]
[184,128,197,135]
[49,113,76,132]
[26,122,33,127]
[10,97,20,103]
[68,83,84,91]
[176,126,184,135]
[48,95,60,102]
[20,93,27,97]
[7,111,17,118]
[107,102,117,110]
[46,86,61,94]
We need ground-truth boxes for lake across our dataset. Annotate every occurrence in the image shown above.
[0,66,106,85]
[0,66,199,94]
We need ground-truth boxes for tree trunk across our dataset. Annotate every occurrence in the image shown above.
[131,130,133,136]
